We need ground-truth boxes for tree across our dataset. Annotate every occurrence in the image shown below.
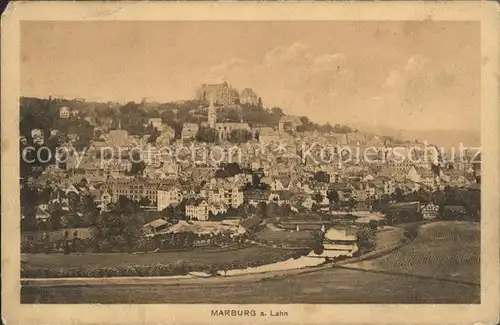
[393,188,404,202]
[128,150,146,175]
[257,201,267,217]
[313,171,330,183]
[148,127,160,143]
[310,230,325,255]
[327,190,339,204]
[214,169,231,179]
[332,124,353,133]
[224,162,242,176]
[195,126,217,143]
[162,205,176,220]
[93,200,145,253]
[313,193,324,204]
[300,116,310,125]
[318,123,334,133]
[280,203,292,216]
[430,189,445,205]
[50,204,64,230]
[356,227,376,253]
[271,107,284,117]
[81,194,99,223]
[139,197,152,207]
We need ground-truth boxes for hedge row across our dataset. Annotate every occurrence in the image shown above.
[22,250,308,278]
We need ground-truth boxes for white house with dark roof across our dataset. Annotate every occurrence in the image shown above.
[59,106,70,119]
[421,203,439,220]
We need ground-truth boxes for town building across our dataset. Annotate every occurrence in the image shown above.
[346,132,366,145]
[35,206,51,222]
[147,118,163,130]
[157,187,183,211]
[59,106,70,119]
[201,98,252,140]
[201,180,244,208]
[320,226,359,258]
[142,219,170,237]
[156,125,175,145]
[328,133,348,145]
[185,199,210,221]
[207,97,217,129]
[91,188,112,212]
[181,123,199,140]
[421,203,439,220]
[278,115,302,134]
[101,157,132,174]
[215,122,251,140]
[108,128,130,147]
[256,127,279,143]
[107,177,162,206]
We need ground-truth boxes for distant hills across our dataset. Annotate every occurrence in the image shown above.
[353,124,480,149]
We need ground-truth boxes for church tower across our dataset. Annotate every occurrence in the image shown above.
[208,95,217,129]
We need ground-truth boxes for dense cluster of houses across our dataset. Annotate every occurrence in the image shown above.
[22,94,481,233]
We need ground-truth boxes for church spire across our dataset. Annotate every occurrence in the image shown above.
[208,94,216,129]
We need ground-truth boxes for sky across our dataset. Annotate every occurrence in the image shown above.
[21,21,480,131]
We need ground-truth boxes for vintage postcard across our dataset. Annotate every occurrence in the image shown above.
[2,1,499,324]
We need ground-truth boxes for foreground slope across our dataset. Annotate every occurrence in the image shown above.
[349,221,480,283]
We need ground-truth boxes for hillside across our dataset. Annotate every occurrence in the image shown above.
[20,96,355,138]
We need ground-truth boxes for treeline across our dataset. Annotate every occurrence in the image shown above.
[297,116,354,134]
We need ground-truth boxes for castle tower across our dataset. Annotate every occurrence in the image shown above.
[208,95,217,129]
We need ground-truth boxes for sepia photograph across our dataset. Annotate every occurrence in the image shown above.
[2,1,499,324]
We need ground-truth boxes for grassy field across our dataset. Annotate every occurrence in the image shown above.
[350,221,480,283]
[22,246,296,271]
[21,267,479,304]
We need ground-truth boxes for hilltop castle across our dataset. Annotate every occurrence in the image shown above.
[196,81,240,106]
[196,81,259,107]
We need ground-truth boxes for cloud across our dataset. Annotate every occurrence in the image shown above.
[312,53,346,71]
[203,58,247,82]
[264,42,311,66]
[209,58,247,73]
[384,55,428,88]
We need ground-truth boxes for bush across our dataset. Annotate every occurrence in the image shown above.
[356,227,376,254]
